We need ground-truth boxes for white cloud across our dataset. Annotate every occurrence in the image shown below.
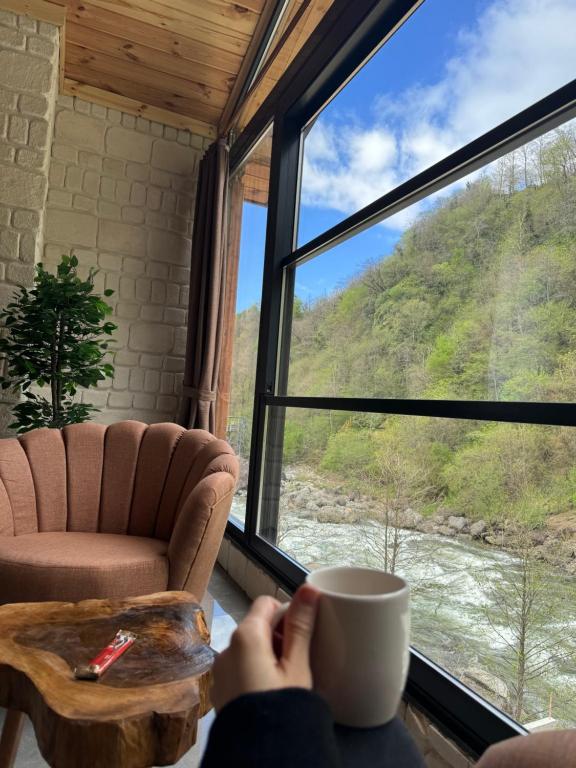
[301,0,576,232]
[301,122,398,214]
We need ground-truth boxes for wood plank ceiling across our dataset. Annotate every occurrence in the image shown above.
[58,0,270,138]
[4,0,335,141]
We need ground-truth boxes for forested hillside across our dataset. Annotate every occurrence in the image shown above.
[231,125,576,529]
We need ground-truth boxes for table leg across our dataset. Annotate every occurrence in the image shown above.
[0,710,25,768]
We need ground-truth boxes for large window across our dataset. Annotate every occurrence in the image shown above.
[228,0,576,754]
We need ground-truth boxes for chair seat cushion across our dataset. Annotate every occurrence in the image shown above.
[0,532,169,604]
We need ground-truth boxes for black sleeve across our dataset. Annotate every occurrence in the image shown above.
[200,688,342,768]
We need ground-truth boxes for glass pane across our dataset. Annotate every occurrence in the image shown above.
[259,406,576,728]
[288,119,576,402]
[298,0,576,245]
[226,125,273,525]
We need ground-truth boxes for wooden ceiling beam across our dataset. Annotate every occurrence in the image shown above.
[63,78,217,138]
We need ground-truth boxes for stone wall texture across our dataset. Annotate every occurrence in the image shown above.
[0,9,59,430]
[0,6,211,432]
[217,538,478,768]
[42,94,208,425]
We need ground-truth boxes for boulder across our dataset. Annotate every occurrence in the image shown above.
[316,506,359,524]
[403,509,424,529]
[469,520,487,538]
[448,515,468,532]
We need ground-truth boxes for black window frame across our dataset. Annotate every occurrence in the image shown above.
[224,0,576,757]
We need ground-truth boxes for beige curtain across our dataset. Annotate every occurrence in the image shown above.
[179,139,230,433]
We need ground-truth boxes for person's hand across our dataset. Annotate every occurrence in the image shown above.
[210,584,320,712]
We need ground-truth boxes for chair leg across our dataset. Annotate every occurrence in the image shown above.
[0,710,25,768]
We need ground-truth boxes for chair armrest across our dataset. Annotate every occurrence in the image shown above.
[476,730,576,768]
[167,471,236,600]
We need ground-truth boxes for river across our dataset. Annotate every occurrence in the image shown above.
[231,497,576,728]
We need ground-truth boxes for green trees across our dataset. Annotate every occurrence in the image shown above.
[230,127,576,531]
[0,256,116,433]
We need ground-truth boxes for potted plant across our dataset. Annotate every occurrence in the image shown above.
[0,255,117,433]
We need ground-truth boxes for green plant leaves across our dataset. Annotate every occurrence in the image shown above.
[0,256,117,433]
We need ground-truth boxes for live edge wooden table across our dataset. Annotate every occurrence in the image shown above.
[0,591,215,768]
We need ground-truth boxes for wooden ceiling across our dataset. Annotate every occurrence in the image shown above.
[4,0,334,140]
[57,0,272,138]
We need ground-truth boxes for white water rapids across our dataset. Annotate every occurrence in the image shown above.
[231,497,576,728]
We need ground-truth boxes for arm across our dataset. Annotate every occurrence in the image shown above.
[167,470,236,600]
[201,587,342,768]
[200,689,341,768]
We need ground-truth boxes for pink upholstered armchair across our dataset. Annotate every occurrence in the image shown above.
[0,420,238,604]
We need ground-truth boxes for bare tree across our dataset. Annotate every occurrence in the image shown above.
[358,445,433,577]
[480,531,575,722]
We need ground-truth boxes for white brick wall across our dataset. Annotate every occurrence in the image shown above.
[43,94,209,425]
[0,10,59,432]
[0,6,212,432]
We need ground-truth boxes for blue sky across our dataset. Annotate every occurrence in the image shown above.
[235,0,576,312]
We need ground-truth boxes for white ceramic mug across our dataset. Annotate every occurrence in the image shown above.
[301,566,410,728]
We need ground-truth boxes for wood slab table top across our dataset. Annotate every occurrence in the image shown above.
[0,591,215,768]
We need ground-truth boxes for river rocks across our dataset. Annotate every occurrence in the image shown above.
[268,466,576,575]
[530,530,548,545]
[469,520,487,538]
[402,509,424,529]
[448,515,468,532]
[420,519,438,534]
[316,506,361,524]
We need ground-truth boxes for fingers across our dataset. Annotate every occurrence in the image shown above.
[282,585,320,668]
[231,595,281,650]
[248,595,281,623]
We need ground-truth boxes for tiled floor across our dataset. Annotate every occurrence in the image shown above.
[0,566,251,768]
